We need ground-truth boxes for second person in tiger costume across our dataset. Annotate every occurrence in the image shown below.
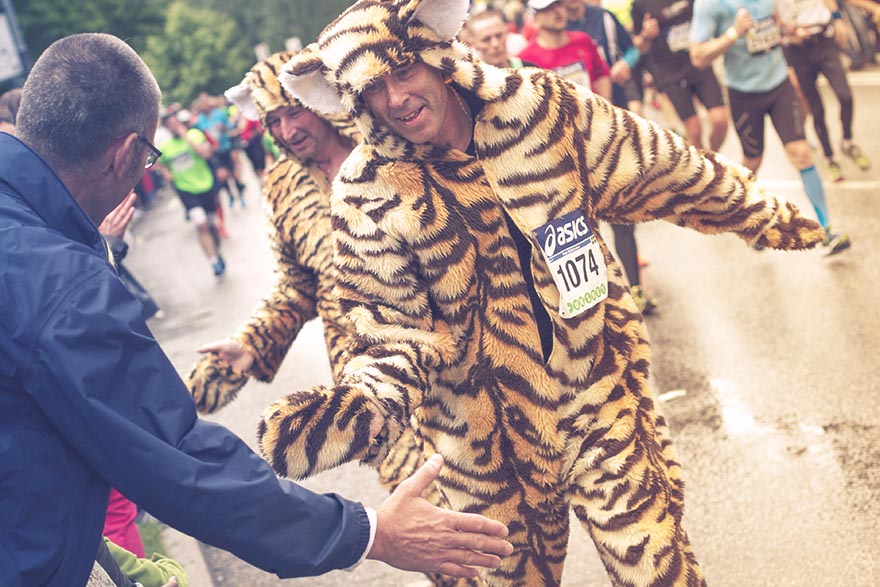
[257,0,827,585]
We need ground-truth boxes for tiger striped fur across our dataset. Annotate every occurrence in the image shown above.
[258,1,826,585]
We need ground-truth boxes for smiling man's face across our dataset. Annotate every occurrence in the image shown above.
[361,62,463,147]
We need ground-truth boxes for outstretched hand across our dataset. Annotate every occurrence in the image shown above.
[368,454,513,579]
[197,338,255,373]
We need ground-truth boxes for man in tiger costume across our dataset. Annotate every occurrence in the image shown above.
[185,50,360,411]
[255,0,827,585]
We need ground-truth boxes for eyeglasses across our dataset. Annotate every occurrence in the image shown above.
[137,134,162,169]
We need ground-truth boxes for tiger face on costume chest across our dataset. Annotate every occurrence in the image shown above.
[255,0,825,585]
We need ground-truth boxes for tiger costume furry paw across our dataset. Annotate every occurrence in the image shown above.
[186,354,249,414]
[258,384,404,480]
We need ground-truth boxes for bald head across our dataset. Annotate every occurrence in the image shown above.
[16,33,161,174]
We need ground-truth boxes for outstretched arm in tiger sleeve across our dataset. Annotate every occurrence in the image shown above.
[187,162,319,413]
[584,92,825,250]
[257,190,451,481]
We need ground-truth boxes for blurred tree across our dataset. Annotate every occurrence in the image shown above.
[142,1,252,107]
[189,0,352,54]
[11,0,167,58]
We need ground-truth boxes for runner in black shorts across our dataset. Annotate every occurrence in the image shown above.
[178,185,219,217]
[632,0,729,151]
[778,0,871,182]
[727,79,804,160]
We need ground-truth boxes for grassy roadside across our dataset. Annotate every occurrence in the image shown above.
[138,517,168,557]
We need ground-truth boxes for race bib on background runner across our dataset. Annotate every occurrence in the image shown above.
[666,21,692,52]
[553,62,592,90]
[746,16,782,54]
[533,210,608,318]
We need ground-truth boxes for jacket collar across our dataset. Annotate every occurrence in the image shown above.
[0,133,104,254]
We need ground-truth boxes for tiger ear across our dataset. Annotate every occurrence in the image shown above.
[279,48,346,115]
[224,74,261,121]
[410,0,469,41]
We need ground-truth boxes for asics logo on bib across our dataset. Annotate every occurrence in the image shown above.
[542,215,590,257]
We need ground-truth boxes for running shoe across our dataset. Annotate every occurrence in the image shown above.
[631,285,658,315]
[841,143,871,171]
[212,255,227,276]
[823,227,851,256]
[827,160,844,183]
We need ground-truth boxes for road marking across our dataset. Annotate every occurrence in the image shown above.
[819,69,880,87]
[758,179,880,190]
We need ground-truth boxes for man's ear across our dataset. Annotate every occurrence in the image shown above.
[110,133,140,177]
[410,0,470,41]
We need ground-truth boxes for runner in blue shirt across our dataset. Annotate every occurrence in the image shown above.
[690,0,851,255]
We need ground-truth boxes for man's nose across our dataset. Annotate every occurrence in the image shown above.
[280,116,298,140]
[386,80,407,109]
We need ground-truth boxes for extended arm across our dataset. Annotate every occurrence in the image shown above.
[690,7,753,69]
[187,159,321,413]
[581,90,824,249]
[258,161,445,481]
[26,271,370,578]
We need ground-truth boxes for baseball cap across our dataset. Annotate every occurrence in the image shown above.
[528,0,561,10]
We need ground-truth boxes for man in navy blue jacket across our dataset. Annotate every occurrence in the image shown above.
[0,33,511,587]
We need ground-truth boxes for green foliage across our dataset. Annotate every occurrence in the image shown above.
[188,0,354,54]
[142,1,253,107]
[8,0,355,108]
[137,518,166,558]
[11,0,167,57]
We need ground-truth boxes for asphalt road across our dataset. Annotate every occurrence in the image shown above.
[126,71,880,587]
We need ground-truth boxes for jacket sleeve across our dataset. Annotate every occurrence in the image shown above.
[236,159,319,382]
[258,162,446,482]
[580,90,824,250]
[23,268,370,579]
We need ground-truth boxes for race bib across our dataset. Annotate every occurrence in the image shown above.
[746,17,782,54]
[554,61,592,90]
[533,210,608,319]
[171,151,195,172]
[667,21,692,52]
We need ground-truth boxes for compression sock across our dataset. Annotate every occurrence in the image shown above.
[800,165,829,228]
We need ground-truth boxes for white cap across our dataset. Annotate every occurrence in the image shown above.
[176,109,192,123]
[528,0,560,10]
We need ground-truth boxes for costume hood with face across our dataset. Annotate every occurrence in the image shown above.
[255,1,824,586]
[186,51,361,414]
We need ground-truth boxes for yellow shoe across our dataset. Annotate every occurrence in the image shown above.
[631,285,658,315]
